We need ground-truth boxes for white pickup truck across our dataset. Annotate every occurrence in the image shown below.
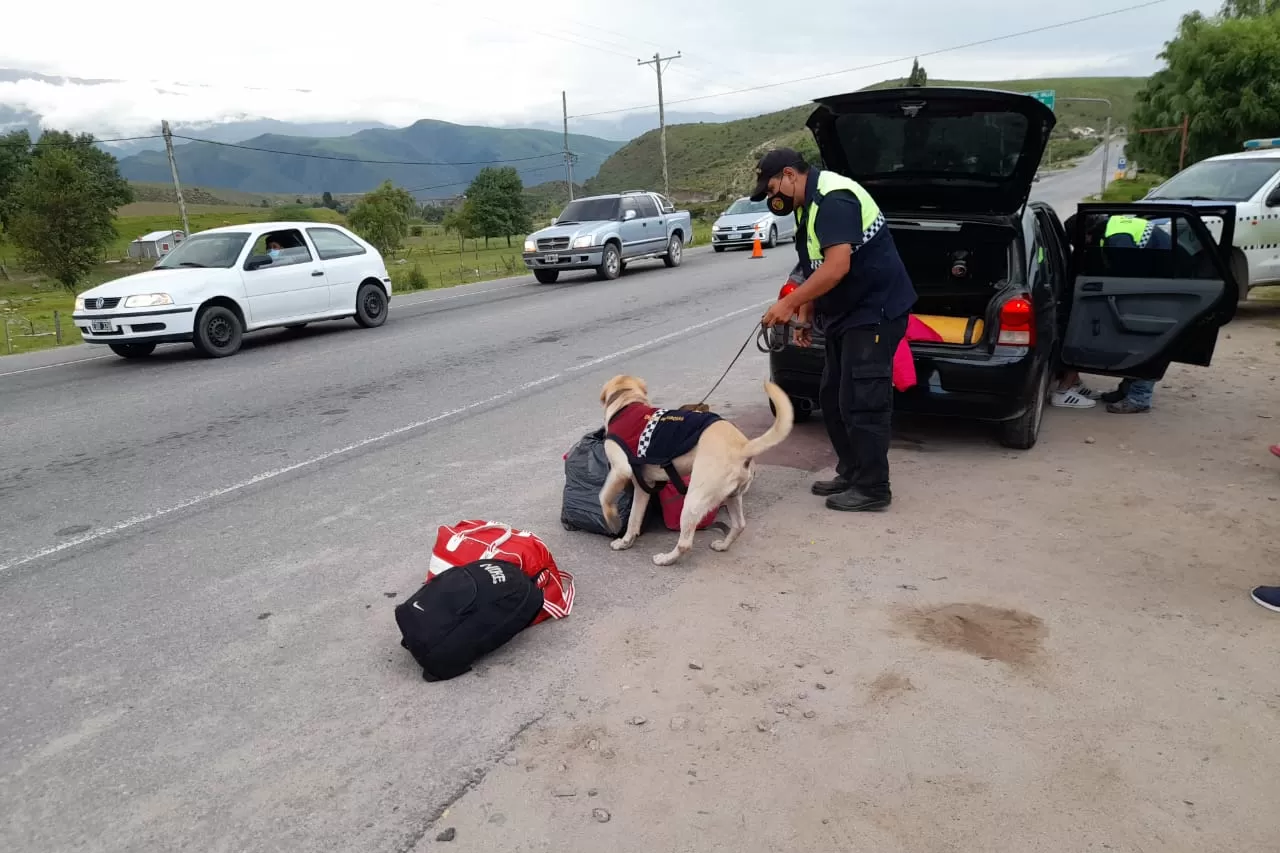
[522,190,694,284]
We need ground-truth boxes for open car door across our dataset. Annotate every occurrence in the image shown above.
[1062,202,1239,381]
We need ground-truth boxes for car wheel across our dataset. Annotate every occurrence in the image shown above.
[355,282,388,328]
[663,234,684,268]
[999,363,1049,450]
[193,304,243,358]
[533,268,559,284]
[769,396,813,424]
[108,342,156,359]
[766,226,777,249]
[597,244,622,280]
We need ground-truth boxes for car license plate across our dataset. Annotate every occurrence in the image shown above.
[90,320,113,333]
[730,233,743,240]
[544,254,560,264]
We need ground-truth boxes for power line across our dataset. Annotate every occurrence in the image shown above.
[10,133,165,147]
[171,135,567,166]
[568,1,1168,119]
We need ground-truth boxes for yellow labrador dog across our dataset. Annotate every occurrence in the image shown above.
[598,375,793,566]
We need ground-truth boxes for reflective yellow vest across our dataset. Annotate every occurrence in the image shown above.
[1102,215,1154,248]
[796,170,886,263]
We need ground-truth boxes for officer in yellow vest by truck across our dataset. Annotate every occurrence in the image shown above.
[757,148,917,512]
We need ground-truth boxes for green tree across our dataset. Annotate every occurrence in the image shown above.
[904,57,928,87]
[441,206,474,254]
[8,147,126,290]
[0,130,33,232]
[1128,5,1280,175]
[347,180,416,255]
[462,166,530,248]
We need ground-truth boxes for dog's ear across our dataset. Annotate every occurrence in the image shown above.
[636,377,648,396]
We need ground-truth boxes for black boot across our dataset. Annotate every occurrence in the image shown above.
[825,488,891,512]
[811,477,851,496]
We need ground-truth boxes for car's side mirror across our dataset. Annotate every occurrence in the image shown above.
[623,209,638,221]
[245,254,274,271]
[1266,187,1280,207]
[550,218,558,225]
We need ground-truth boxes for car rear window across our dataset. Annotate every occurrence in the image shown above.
[831,109,1031,180]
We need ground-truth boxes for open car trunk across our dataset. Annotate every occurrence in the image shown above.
[889,218,1019,348]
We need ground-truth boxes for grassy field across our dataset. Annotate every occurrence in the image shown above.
[590,76,1146,200]
[1094,174,1165,202]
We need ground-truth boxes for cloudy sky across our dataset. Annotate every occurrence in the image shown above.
[0,0,1216,136]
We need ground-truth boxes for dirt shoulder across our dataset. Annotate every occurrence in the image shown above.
[414,303,1280,853]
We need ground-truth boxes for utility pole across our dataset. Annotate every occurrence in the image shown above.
[638,51,681,199]
[1058,97,1113,196]
[161,120,190,239]
[562,91,574,202]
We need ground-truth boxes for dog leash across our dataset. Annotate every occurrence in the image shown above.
[692,321,790,409]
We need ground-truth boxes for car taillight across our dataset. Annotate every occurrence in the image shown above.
[997,297,1035,346]
[779,281,798,299]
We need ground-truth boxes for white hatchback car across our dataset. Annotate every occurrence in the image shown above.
[73,221,393,359]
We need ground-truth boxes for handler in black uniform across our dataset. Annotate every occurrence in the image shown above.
[755,148,917,511]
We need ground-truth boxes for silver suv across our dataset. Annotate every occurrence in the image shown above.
[522,191,694,284]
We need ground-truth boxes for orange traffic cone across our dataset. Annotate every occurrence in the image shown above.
[750,226,764,259]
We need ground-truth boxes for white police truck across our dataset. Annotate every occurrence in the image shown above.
[1143,138,1280,298]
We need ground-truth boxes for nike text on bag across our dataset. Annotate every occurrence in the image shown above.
[428,520,574,625]
[561,428,636,536]
[395,559,544,682]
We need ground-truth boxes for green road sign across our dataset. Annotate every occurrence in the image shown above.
[1024,89,1056,112]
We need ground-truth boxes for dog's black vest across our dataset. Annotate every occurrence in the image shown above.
[606,403,723,495]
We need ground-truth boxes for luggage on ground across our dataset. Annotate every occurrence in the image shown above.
[561,428,637,536]
[395,559,544,682]
[657,483,721,531]
[429,520,574,625]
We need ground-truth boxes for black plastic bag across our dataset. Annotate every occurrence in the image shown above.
[561,427,636,536]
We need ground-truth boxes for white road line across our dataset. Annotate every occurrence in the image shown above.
[0,354,114,378]
[0,299,771,574]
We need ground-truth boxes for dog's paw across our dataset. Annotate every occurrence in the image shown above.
[652,551,679,567]
[610,537,634,551]
[710,538,730,552]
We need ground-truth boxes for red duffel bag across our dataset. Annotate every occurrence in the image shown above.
[657,484,720,531]
[428,520,574,626]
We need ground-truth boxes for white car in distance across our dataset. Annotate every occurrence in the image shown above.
[73,221,393,359]
[710,196,798,252]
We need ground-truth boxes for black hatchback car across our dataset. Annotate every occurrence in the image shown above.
[766,87,1239,449]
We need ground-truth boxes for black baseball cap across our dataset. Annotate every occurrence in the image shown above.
[749,147,806,201]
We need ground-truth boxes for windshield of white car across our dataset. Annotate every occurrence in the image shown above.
[556,198,621,224]
[724,199,769,215]
[154,232,251,269]
[1147,159,1280,202]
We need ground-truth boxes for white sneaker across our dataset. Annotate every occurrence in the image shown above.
[1051,388,1098,409]
[1072,383,1104,400]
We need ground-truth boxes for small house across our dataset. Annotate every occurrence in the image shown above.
[128,230,185,260]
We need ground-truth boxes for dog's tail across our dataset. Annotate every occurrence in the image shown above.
[741,381,794,459]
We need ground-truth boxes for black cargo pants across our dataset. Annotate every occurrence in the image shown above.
[818,312,908,498]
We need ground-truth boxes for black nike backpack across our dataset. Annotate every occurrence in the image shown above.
[394,559,545,682]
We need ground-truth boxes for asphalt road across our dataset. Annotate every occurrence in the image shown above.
[0,151,1119,853]
[1031,140,1128,219]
